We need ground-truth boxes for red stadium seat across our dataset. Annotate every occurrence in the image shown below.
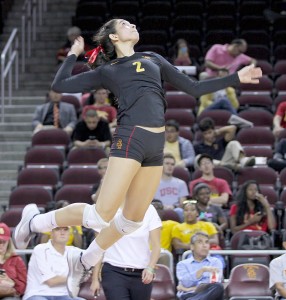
[237,109,273,128]
[61,167,101,186]
[236,128,275,147]
[165,109,195,127]
[55,185,93,204]
[173,166,191,185]
[165,92,197,110]
[196,110,231,127]
[67,148,107,167]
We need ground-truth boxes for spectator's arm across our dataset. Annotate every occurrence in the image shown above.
[65,106,77,130]
[205,60,225,71]
[179,139,196,167]
[215,125,236,142]
[265,205,276,231]
[209,233,219,246]
[32,106,44,129]
[208,193,229,206]
[71,226,83,248]
[44,275,67,287]
[172,238,190,250]
[226,88,239,109]
[90,257,103,296]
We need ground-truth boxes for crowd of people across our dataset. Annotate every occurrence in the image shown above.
[3,6,286,300]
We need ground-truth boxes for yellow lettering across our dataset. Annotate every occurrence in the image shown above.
[132,61,145,73]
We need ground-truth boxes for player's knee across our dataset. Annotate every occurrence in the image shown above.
[113,212,143,235]
[82,204,109,231]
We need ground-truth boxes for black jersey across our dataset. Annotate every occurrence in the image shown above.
[52,52,240,127]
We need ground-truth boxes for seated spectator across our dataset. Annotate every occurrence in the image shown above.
[152,199,179,252]
[154,153,189,221]
[176,232,224,300]
[164,119,196,168]
[171,38,192,66]
[273,102,286,138]
[200,39,256,80]
[56,26,84,64]
[193,182,228,233]
[72,108,112,152]
[198,69,239,116]
[40,200,83,248]
[23,226,83,300]
[229,180,276,234]
[195,117,255,171]
[84,88,117,129]
[32,90,77,135]
[0,223,27,300]
[269,231,286,299]
[268,138,286,172]
[189,154,232,207]
[171,200,219,252]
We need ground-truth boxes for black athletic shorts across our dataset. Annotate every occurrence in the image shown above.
[110,125,165,166]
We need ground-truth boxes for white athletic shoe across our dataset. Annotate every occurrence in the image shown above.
[67,248,93,298]
[12,203,40,249]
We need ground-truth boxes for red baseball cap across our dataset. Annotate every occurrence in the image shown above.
[0,223,11,241]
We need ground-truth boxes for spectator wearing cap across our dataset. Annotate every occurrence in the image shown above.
[164,119,195,169]
[0,223,27,300]
[72,108,112,152]
[23,226,84,300]
[193,183,228,234]
[189,154,232,207]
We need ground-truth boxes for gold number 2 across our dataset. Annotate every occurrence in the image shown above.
[132,61,145,73]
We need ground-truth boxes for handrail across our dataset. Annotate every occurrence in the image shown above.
[1,28,19,122]
[22,0,47,73]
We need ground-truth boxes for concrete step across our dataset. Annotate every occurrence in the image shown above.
[0,161,23,171]
[0,180,17,191]
[2,113,34,123]
[0,105,37,114]
[0,141,30,152]
[0,131,32,141]
[25,64,57,73]
[0,122,32,131]
[20,73,54,82]
[13,90,50,97]
[21,81,51,89]
[0,151,26,161]
[0,170,18,181]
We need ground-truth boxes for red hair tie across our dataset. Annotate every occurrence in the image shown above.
[85,45,104,64]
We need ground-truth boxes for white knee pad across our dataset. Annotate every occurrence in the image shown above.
[113,212,143,235]
[82,204,109,232]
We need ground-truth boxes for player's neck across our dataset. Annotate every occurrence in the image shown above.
[115,43,135,58]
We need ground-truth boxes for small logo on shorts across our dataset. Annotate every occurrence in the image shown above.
[116,139,123,149]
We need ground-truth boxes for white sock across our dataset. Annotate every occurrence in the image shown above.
[81,240,105,269]
[30,211,58,232]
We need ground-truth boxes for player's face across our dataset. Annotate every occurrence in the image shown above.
[114,19,139,44]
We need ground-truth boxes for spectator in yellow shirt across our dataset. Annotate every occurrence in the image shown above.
[172,200,219,251]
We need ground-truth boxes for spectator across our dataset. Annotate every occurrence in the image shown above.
[23,226,84,300]
[151,199,179,252]
[194,117,255,171]
[171,200,219,251]
[176,232,224,300]
[72,108,112,152]
[40,200,83,248]
[198,69,239,116]
[269,231,286,299]
[0,223,27,300]
[189,154,232,207]
[91,158,109,204]
[56,27,83,64]
[268,138,286,172]
[32,90,77,135]
[200,39,256,79]
[84,88,117,129]
[164,119,196,168]
[90,204,161,300]
[229,180,276,234]
[273,102,286,138]
[171,39,192,66]
[193,182,228,233]
[154,153,189,221]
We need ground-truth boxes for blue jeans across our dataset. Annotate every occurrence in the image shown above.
[205,98,237,115]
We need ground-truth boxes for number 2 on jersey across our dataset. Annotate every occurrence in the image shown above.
[132,61,145,73]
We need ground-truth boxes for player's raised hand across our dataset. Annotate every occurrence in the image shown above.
[238,64,262,84]
[69,36,85,57]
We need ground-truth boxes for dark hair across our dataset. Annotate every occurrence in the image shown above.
[165,119,180,131]
[230,38,246,46]
[235,180,264,226]
[88,19,118,69]
[198,117,215,132]
[193,182,211,197]
[197,153,213,166]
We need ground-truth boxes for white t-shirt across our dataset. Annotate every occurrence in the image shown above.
[270,253,286,298]
[154,177,189,206]
[103,205,162,269]
[23,240,73,300]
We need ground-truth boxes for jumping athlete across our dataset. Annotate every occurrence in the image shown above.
[13,19,262,297]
